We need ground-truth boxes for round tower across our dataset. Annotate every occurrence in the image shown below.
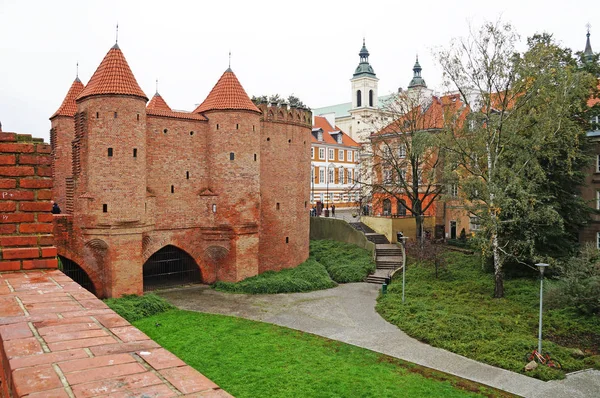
[73,42,149,297]
[74,43,148,225]
[50,73,84,212]
[194,68,262,281]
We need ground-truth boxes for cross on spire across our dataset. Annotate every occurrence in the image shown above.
[229,51,231,69]
[586,22,592,34]
[155,78,159,94]
[116,23,119,44]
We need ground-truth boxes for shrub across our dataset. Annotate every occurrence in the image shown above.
[104,294,175,322]
[310,240,376,283]
[213,258,337,294]
[547,244,600,315]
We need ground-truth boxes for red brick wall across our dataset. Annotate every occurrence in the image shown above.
[0,132,57,272]
[258,104,311,272]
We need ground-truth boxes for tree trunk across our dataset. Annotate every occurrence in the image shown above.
[492,231,504,298]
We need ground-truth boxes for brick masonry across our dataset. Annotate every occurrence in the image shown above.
[0,270,232,397]
[0,132,57,271]
[51,47,313,297]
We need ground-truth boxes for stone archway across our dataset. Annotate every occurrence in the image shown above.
[142,245,202,291]
[58,255,98,295]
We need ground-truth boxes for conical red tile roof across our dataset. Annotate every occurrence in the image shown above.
[147,92,172,112]
[50,78,85,119]
[77,44,147,102]
[194,69,259,114]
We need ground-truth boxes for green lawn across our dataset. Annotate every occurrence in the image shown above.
[213,240,375,294]
[134,309,511,398]
[377,251,600,381]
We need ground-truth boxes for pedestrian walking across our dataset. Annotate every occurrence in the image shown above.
[331,204,336,216]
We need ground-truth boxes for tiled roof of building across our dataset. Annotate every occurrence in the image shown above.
[194,69,260,114]
[77,44,147,102]
[373,93,466,137]
[147,92,172,112]
[312,116,360,147]
[146,109,208,121]
[50,77,85,119]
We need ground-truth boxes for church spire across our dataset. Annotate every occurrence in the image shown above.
[353,39,376,78]
[408,55,427,89]
[584,24,594,63]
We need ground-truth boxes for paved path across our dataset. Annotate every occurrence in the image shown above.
[158,283,600,398]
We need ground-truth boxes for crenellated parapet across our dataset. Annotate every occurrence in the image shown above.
[256,102,312,127]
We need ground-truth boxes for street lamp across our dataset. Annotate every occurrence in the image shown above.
[535,263,549,354]
[397,232,409,304]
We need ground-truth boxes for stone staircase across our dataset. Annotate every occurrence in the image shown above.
[366,243,404,284]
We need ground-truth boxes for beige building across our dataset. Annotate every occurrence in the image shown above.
[310,116,360,210]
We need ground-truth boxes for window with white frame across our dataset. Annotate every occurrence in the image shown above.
[319,148,325,160]
[398,144,406,158]
[597,154,600,173]
[310,192,314,202]
[319,168,324,183]
[328,168,334,183]
[337,134,343,144]
[450,184,458,198]
[318,131,323,141]
[597,232,600,250]
[329,193,334,202]
[469,216,480,231]
[311,167,314,182]
[339,168,344,184]
[339,150,344,161]
[398,168,406,182]
[311,147,314,158]
[319,193,324,202]
[591,115,600,130]
[417,170,423,185]
[383,169,392,184]
[329,149,334,160]
[597,191,600,210]
[347,168,352,183]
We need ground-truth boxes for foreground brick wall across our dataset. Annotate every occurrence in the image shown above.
[0,270,232,397]
[0,132,57,272]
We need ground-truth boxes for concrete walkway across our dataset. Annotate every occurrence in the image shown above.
[158,283,600,398]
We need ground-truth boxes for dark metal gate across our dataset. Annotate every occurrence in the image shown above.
[58,256,96,295]
[143,245,201,291]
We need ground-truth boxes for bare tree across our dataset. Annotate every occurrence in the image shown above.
[356,88,459,243]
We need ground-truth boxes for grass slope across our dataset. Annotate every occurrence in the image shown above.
[134,310,509,398]
[310,239,376,283]
[377,251,600,381]
[214,240,375,294]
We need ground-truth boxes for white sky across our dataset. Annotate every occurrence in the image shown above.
[0,0,597,142]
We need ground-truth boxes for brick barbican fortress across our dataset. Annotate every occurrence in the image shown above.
[50,42,312,298]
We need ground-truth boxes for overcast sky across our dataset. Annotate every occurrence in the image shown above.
[0,0,598,142]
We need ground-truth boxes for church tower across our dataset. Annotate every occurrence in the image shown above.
[584,26,594,65]
[351,39,379,110]
[349,39,379,143]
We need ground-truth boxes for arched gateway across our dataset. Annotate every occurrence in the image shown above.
[143,245,201,291]
[58,255,97,295]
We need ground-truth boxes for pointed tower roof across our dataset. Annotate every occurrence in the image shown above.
[408,56,427,89]
[353,39,376,78]
[193,69,260,113]
[50,77,85,119]
[77,44,147,102]
[147,92,172,112]
[584,27,594,63]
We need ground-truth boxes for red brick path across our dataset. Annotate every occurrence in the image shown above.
[0,270,232,397]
